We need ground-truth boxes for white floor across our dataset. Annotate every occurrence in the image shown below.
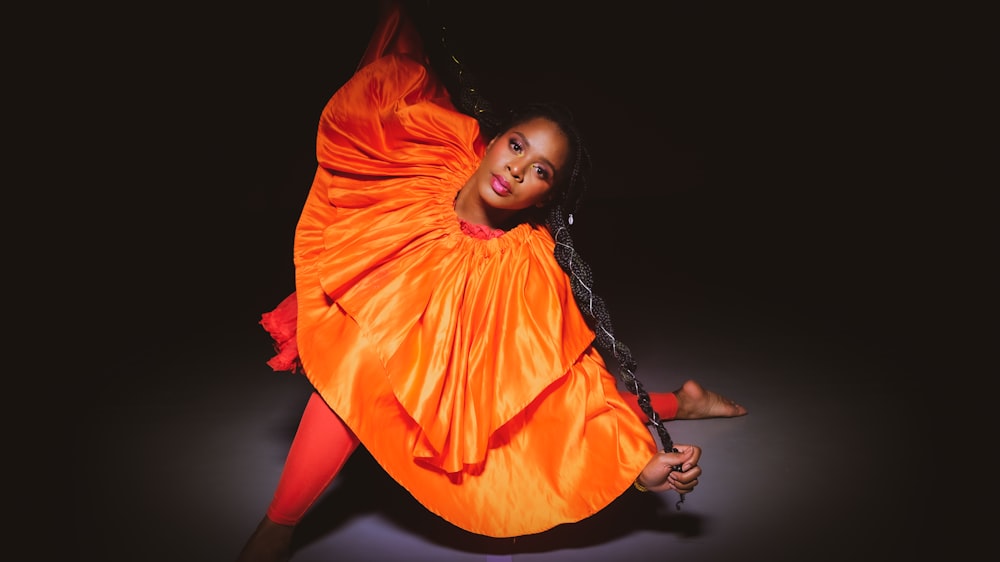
[74,245,938,561]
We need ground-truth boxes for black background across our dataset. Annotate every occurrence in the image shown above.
[55,1,983,559]
[82,1,956,374]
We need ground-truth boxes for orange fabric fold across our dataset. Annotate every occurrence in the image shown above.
[285,1,656,537]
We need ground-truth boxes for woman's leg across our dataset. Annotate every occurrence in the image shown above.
[619,379,748,422]
[237,391,359,562]
[267,392,360,524]
[619,390,679,420]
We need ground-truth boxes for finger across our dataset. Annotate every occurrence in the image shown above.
[670,445,701,471]
[670,477,699,493]
[669,467,701,491]
[670,465,701,482]
[662,450,692,472]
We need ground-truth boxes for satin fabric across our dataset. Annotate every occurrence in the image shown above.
[283,1,657,537]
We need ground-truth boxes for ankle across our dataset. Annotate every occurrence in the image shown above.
[236,516,295,562]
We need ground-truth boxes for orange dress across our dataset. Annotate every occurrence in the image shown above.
[279,3,657,537]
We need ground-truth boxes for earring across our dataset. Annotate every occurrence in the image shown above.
[568,213,574,225]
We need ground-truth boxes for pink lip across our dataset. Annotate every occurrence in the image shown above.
[491,174,510,196]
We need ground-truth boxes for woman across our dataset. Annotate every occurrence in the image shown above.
[238,2,746,560]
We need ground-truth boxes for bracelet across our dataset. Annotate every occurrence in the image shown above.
[633,479,650,492]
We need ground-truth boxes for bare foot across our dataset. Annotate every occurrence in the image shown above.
[674,379,748,420]
[235,516,294,562]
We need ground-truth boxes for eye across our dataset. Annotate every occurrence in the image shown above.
[508,138,523,153]
[532,164,550,180]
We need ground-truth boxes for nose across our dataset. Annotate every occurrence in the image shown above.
[507,163,523,182]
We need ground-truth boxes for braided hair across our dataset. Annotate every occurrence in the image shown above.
[542,136,679,455]
[408,1,678,454]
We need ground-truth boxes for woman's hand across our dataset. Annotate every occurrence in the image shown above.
[636,444,702,494]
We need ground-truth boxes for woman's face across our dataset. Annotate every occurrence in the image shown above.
[472,117,569,213]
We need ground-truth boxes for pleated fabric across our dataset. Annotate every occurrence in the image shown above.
[278,1,657,537]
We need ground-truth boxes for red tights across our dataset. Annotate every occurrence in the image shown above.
[265,389,677,525]
[266,393,359,525]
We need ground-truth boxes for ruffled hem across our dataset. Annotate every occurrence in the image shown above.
[260,292,302,373]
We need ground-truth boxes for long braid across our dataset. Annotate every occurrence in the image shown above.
[546,205,676,453]
[439,44,503,140]
[410,0,678,453]
[406,0,503,138]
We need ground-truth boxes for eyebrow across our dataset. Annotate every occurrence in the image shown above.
[511,131,559,178]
